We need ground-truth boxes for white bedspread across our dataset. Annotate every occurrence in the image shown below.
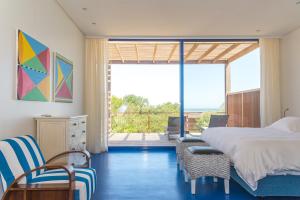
[201,127,300,190]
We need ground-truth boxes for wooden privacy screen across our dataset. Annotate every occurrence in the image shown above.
[227,89,260,128]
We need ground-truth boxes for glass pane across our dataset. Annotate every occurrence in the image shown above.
[108,41,180,145]
[184,42,225,135]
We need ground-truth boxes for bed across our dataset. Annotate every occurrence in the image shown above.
[201,117,300,197]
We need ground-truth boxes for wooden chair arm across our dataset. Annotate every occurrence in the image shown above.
[46,150,91,167]
[2,165,75,200]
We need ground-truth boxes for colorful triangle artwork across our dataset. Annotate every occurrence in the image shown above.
[23,87,47,101]
[22,31,48,55]
[56,81,72,99]
[56,63,64,88]
[54,53,73,102]
[37,75,50,101]
[17,30,50,102]
[17,66,35,99]
[58,59,72,78]
[65,73,73,92]
[18,31,36,65]
[37,48,50,72]
[22,66,47,85]
[23,56,46,73]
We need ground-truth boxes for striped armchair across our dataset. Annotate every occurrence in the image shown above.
[0,135,96,200]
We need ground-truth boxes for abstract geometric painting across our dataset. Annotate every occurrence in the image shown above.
[17,30,50,101]
[54,53,73,102]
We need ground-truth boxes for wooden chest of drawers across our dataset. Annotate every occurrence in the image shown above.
[35,115,87,161]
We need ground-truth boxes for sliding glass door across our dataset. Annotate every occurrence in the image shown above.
[108,39,259,144]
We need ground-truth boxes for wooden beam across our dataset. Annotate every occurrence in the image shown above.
[134,44,140,63]
[168,44,178,63]
[153,44,158,63]
[213,44,239,63]
[197,44,218,63]
[114,44,124,63]
[227,43,259,63]
[225,62,231,114]
[109,59,227,65]
[225,63,231,94]
[185,43,199,61]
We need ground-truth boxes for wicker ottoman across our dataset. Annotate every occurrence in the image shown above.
[176,137,208,170]
[183,146,230,195]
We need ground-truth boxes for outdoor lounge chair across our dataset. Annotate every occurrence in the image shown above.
[200,114,229,132]
[0,135,96,200]
[209,114,229,127]
[166,116,188,140]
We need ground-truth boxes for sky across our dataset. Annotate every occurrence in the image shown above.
[111,49,260,110]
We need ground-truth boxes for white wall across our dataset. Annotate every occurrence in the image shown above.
[0,0,85,139]
[280,27,300,116]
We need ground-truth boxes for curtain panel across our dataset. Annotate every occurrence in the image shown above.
[85,38,109,153]
[260,38,281,127]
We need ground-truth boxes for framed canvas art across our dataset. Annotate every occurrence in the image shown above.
[54,53,73,102]
[17,30,50,101]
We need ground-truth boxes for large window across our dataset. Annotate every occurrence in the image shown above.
[108,40,260,145]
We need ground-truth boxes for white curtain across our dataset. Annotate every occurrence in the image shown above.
[260,38,281,127]
[85,38,109,153]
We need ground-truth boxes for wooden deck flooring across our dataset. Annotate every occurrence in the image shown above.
[108,133,176,146]
[108,132,202,146]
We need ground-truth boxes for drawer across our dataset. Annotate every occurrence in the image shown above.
[78,118,87,127]
[69,119,79,129]
[69,129,86,141]
[69,140,86,151]
[77,128,86,138]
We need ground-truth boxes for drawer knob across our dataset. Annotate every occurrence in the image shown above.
[82,142,86,145]
[72,134,75,137]
[81,121,86,124]
[82,130,86,133]
[73,123,77,126]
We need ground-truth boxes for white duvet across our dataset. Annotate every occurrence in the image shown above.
[201,127,300,191]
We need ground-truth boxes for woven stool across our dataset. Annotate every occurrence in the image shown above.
[183,146,230,195]
[176,137,208,170]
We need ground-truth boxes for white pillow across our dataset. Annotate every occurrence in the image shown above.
[268,117,300,133]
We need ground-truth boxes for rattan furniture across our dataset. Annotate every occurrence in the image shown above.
[175,137,208,170]
[183,146,230,195]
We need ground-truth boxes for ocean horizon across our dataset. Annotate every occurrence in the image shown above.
[184,108,219,112]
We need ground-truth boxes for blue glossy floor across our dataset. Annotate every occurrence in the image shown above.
[91,147,299,200]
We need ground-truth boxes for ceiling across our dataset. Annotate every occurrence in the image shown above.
[57,0,300,37]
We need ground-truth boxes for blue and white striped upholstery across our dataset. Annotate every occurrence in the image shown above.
[0,135,46,190]
[29,168,96,200]
[0,135,96,200]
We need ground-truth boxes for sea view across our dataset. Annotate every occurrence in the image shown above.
[184,108,220,113]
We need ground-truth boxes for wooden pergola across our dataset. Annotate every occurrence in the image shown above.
[109,41,259,64]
